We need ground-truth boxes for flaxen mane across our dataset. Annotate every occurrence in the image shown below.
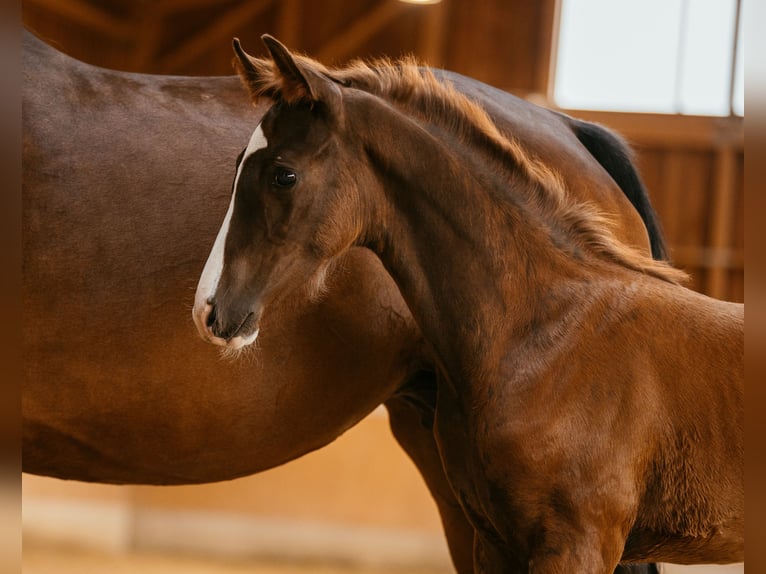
[234,50,687,285]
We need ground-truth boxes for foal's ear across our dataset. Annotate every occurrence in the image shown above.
[260,34,343,116]
[232,37,278,101]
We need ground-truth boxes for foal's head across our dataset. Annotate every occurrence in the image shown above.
[191,35,685,350]
[193,36,368,349]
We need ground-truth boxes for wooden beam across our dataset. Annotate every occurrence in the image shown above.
[706,147,739,299]
[545,0,564,101]
[317,0,407,63]
[133,4,166,71]
[659,152,684,246]
[562,111,744,150]
[535,0,559,97]
[155,0,240,14]
[24,0,134,40]
[417,1,448,66]
[276,0,301,49]
[159,0,274,72]
[672,246,744,271]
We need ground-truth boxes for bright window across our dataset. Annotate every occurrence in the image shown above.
[553,0,744,116]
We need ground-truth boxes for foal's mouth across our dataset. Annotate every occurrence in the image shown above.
[223,310,257,342]
[206,306,260,349]
[234,311,257,339]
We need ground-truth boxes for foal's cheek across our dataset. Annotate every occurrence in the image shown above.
[262,194,295,241]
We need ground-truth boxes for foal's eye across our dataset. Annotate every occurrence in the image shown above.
[272,167,297,188]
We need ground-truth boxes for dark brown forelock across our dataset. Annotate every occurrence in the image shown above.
[240,52,686,285]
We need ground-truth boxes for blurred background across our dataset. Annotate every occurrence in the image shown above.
[22,0,744,573]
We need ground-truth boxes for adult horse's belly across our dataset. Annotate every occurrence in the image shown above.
[23,240,416,484]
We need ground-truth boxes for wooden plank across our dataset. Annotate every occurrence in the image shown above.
[155,0,240,14]
[535,0,558,96]
[24,0,134,39]
[159,0,275,72]
[672,246,744,271]
[133,4,166,71]
[632,150,669,242]
[545,0,563,101]
[561,110,744,150]
[659,151,684,248]
[706,147,738,299]
[417,1,448,66]
[316,0,407,63]
[276,0,302,49]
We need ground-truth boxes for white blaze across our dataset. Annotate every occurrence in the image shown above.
[192,125,268,344]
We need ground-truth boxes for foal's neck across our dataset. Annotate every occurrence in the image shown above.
[356,101,599,383]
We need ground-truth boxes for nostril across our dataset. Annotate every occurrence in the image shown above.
[206,304,217,329]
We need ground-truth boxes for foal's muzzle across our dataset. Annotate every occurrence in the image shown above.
[192,299,259,350]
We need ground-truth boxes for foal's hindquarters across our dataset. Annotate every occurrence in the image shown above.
[434,274,743,573]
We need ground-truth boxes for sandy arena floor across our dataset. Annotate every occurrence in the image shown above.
[22,545,746,574]
[22,545,448,574]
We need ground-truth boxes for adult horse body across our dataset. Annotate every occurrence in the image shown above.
[196,37,743,572]
[23,30,413,482]
[24,30,663,573]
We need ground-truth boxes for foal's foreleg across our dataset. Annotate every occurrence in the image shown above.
[528,528,623,574]
[527,547,621,574]
[473,532,524,574]
[386,395,476,573]
[473,530,623,574]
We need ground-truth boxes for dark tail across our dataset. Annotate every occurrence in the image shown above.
[572,119,669,262]
[615,564,661,574]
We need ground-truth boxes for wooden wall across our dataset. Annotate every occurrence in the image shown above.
[22,0,554,89]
